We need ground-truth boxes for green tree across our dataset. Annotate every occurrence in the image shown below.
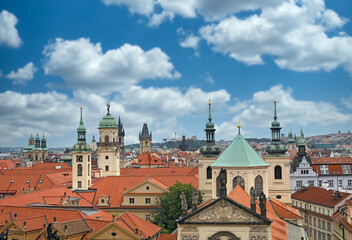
[151,182,202,233]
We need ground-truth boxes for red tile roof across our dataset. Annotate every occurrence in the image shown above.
[120,166,198,176]
[311,157,352,164]
[33,163,71,169]
[90,175,198,208]
[135,152,164,166]
[228,185,288,240]
[0,159,20,169]
[0,186,93,207]
[159,233,178,240]
[0,205,111,223]
[16,215,47,232]
[119,212,162,238]
[270,198,301,219]
[292,186,352,207]
[331,211,352,232]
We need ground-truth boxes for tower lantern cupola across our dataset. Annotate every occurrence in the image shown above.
[73,107,91,153]
[200,99,221,157]
[35,133,41,148]
[266,101,287,155]
[41,134,47,148]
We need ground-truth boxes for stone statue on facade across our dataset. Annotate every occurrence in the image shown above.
[250,186,256,212]
[180,192,188,218]
[219,168,227,197]
[192,187,198,212]
[259,192,266,217]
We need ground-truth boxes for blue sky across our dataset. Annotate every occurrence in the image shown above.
[0,0,351,147]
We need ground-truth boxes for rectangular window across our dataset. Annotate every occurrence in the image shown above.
[322,209,325,215]
[320,165,329,174]
[322,220,325,230]
[327,210,330,216]
[314,206,316,212]
[88,155,90,162]
[314,217,316,227]
[342,165,351,174]
[338,180,343,187]
[129,198,134,204]
[319,180,323,187]
[105,165,109,171]
[327,222,331,231]
[146,215,151,221]
[328,180,334,187]
[78,181,82,188]
[145,198,151,204]
[318,219,321,228]
[297,181,302,187]
[348,180,352,187]
[308,180,315,186]
[327,235,331,240]
[309,216,312,225]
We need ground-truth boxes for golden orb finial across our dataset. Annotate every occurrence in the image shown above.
[208,98,211,105]
[237,121,241,129]
[80,106,82,110]
[274,100,276,103]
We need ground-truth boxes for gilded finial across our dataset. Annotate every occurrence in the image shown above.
[208,98,211,105]
[237,121,241,134]
[274,100,276,103]
[80,106,82,110]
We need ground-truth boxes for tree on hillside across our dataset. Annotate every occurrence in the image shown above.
[151,182,202,233]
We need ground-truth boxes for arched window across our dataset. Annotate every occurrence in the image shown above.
[255,175,263,196]
[275,165,282,179]
[233,176,245,190]
[77,164,82,176]
[207,166,212,179]
[88,164,90,176]
[113,137,115,143]
[105,135,109,143]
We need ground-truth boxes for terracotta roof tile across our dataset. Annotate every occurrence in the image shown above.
[332,211,352,232]
[16,215,47,232]
[90,175,198,208]
[292,186,351,207]
[228,185,288,240]
[120,166,198,176]
[119,212,162,238]
[159,233,178,240]
[270,199,302,219]
[311,157,352,164]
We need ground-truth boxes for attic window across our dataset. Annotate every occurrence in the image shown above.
[111,232,117,237]
[146,186,150,190]
[18,171,20,174]
[39,180,43,183]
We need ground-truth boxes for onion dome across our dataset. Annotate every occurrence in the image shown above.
[266,101,288,156]
[73,107,91,153]
[29,134,34,140]
[200,99,221,157]
[298,128,306,146]
[99,104,117,128]
[288,129,295,143]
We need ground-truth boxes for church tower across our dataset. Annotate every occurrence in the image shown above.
[91,135,97,152]
[97,105,121,177]
[198,99,222,200]
[297,128,307,156]
[265,101,291,204]
[139,123,152,153]
[72,107,92,190]
[287,129,296,150]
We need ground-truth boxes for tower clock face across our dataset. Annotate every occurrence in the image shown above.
[76,155,83,162]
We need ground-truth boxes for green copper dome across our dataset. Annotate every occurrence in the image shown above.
[99,113,118,128]
[211,126,269,167]
[298,128,306,146]
[29,134,34,140]
[73,143,91,152]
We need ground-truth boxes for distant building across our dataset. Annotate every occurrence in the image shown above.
[97,106,124,177]
[23,133,48,165]
[292,186,352,240]
[139,123,152,154]
[179,135,189,151]
[72,107,91,190]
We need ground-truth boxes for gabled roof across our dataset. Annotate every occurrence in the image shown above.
[120,166,198,176]
[178,195,272,225]
[135,152,164,166]
[90,175,198,208]
[211,133,269,167]
[292,186,352,207]
[311,157,352,164]
[119,212,162,238]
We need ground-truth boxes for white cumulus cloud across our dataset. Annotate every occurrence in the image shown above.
[0,10,22,48]
[6,62,37,85]
[43,38,180,94]
[199,1,352,74]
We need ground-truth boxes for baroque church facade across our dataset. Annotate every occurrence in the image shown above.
[23,133,48,165]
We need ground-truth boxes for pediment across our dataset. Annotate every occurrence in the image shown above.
[182,198,270,225]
